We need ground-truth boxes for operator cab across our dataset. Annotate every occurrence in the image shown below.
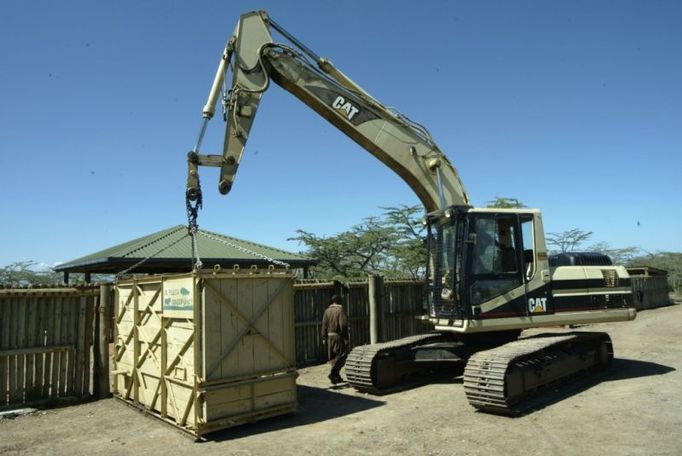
[426,206,538,325]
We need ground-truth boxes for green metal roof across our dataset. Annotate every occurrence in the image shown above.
[54,225,315,274]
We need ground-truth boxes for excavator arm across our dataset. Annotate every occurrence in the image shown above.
[186,10,469,214]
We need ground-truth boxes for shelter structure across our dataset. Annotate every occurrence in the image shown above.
[54,225,316,283]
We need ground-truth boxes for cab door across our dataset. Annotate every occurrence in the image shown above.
[467,213,526,318]
[520,213,554,315]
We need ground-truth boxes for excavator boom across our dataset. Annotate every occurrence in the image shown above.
[187,10,469,214]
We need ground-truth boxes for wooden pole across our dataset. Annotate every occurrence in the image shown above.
[94,284,112,398]
[368,275,383,344]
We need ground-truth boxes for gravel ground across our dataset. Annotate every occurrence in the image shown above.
[2,301,681,456]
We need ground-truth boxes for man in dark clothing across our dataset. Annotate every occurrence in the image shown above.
[321,294,349,384]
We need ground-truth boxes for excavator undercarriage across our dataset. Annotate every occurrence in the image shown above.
[345,331,518,393]
[346,330,614,415]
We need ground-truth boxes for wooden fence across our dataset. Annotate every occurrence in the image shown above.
[293,278,430,366]
[1,278,427,408]
[0,287,97,409]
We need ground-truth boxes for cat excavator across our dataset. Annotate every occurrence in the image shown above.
[185,10,636,414]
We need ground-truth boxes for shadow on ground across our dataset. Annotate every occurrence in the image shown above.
[505,358,675,416]
[607,357,675,381]
[205,358,675,438]
[205,384,384,442]
[369,371,464,397]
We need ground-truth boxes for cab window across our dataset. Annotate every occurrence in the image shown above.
[470,215,522,306]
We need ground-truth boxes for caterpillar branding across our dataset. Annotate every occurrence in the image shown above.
[528,297,548,314]
[305,86,380,126]
[332,95,360,121]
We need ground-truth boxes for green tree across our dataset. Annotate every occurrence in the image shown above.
[290,216,397,280]
[381,205,427,278]
[290,205,427,280]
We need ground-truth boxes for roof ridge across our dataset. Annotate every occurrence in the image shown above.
[122,226,186,258]
[198,226,304,258]
[57,225,184,265]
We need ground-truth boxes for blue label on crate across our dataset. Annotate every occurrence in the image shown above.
[164,282,193,314]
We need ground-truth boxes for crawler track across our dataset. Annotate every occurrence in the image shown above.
[463,332,613,414]
[345,333,444,393]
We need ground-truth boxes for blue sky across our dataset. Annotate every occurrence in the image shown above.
[1,0,680,268]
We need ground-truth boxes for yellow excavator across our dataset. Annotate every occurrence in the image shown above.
[185,11,636,414]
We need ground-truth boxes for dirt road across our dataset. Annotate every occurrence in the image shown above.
[2,303,681,456]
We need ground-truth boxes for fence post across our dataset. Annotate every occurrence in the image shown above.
[94,283,112,399]
[368,275,384,344]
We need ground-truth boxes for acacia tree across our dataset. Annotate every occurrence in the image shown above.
[290,216,397,279]
[0,261,62,286]
[486,196,526,208]
[588,242,641,264]
[546,228,593,253]
[290,205,427,280]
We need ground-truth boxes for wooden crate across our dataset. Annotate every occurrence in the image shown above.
[113,270,297,438]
